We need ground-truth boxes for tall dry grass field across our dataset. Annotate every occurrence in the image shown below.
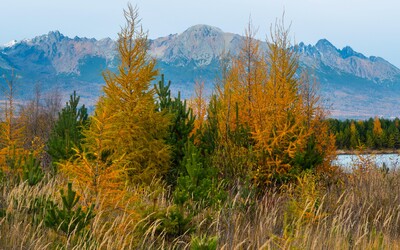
[1,163,400,249]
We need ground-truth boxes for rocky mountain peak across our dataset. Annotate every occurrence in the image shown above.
[47,30,64,41]
[340,46,367,59]
[340,46,355,58]
[316,38,335,48]
[181,24,223,38]
[150,24,241,67]
[296,38,400,83]
[1,31,118,75]
[30,30,66,44]
[315,38,338,54]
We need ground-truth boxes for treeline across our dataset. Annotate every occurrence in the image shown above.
[328,117,400,150]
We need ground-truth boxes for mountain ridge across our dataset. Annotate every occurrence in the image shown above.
[1,25,400,118]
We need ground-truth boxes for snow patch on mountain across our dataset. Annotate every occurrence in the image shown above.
[3,40,17,48]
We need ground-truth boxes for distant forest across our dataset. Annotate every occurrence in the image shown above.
[328,117,400,150]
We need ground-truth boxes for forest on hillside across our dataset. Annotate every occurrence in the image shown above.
[1,5,400,249]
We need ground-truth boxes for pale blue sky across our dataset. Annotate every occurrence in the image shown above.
[2,0,399,67]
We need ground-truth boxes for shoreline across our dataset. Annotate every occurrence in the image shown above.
[336,149,400,155]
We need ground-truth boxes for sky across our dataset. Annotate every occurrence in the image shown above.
[1,0,399,67]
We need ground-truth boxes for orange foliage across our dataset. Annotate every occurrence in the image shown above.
[216,20,336,187]
[191,81,207,135]
[99,5,170,184]
[61,102,128,208]
[250,22,309,185]
[0,70,27,177]
[216,22,267,143]
[373,116,383,136]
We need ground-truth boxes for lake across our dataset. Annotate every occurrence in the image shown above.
[333,154,400,169]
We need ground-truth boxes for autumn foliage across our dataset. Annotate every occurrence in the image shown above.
[59,5,171,209]
[190,81,207,137]
[98,5,170,185]
[60,102,127,207]
[0,71,27,180]
[210,20,336,188]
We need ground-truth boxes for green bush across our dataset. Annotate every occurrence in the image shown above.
[44,183,95,236]
[47,91,88,168]
[190,235,218,250]
[173,142,226,212]
[149,205,194,238]
[22,153,44,186]
[155,75,195,186]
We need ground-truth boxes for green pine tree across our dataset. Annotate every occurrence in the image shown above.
[173,141,225,211]
[45,183,95,236]
[47,91,88,167]
[155,74,195,185]
[22,153,44,186]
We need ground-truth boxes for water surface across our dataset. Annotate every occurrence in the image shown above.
[333,154,400,169]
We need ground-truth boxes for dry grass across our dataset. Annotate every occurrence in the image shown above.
[0,176,141,249]
[2,163,400,249]
[208,166,400,249]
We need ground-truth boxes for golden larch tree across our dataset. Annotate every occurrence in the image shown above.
[251,21,309,185]
[216,21,266,140]
[99,5,170,184]
[216,19,335,188]
[190,80,207,136]
[373,116,383,136]
[61,100,129,208]
[0,70,26,177]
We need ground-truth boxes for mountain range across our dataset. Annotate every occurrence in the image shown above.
[1,24,400,119]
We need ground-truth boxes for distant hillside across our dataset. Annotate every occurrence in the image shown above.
[1,25,400,118]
